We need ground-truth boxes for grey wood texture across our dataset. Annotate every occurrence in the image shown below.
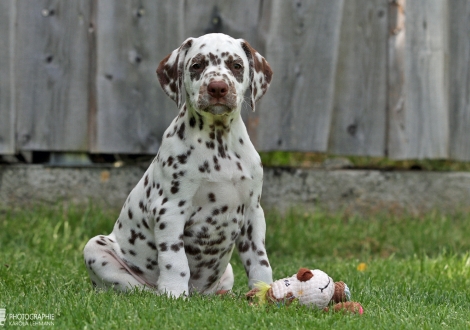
[328,0,388,156]
[3,1,470,160]
[449,0,470,161]
[257,0,344,152]
[387,0,407,159]
[395,0,449,159]
[14,0,91,151]
[183,0,263,41]
[93,0,185,153]
[0,0,15,154]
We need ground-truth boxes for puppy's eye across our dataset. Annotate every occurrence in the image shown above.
[233,63,243,70]
[192,63,202,70]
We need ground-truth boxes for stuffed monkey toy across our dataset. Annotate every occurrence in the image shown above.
[246,268,363,314]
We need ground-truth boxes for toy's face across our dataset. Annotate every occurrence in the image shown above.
[298,269,335,309]
[310,269,334,294]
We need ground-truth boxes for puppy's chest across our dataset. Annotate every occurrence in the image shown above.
[183,205,241,251]
[191,138,261,180]
[199,153,256,196]
[160,130,263,201]
[182,198,244,284]
[183,178,252,251]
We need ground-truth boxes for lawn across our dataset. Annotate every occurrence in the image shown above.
[1,206,469,329]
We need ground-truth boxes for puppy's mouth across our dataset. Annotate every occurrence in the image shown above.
[203,103,233,116]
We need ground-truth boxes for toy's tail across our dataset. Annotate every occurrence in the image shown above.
[254,281,272,305]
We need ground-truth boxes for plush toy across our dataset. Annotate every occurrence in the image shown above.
[246,268,363,314]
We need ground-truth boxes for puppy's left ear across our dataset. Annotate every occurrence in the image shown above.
[240,40,273,112]
[157,38,194,109]
[296,268,314,282]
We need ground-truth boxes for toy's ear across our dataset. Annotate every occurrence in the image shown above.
[296,268,314,282]
[156,38,194,109]
[240,40,273,112]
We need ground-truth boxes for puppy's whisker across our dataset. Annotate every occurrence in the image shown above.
[241,95,253,113]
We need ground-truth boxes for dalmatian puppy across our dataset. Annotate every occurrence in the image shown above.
[83,33,273,297]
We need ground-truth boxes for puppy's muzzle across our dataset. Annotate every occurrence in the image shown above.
[207,81,229,99]
[203,81,233,115]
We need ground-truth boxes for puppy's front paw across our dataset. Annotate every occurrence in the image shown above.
[157,283,188,299]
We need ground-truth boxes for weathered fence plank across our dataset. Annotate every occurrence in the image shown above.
[256,0,344,152]
[183,0,262,41]
[0,0,15,154]
[389,0,449,159]
[449,0,470,161]
[328,0,388,156]
[15,0,91,151]
[93,0,185,154]
[387,0,406,159]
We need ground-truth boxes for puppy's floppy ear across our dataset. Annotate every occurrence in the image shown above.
[296,268,314,282]
[240,40,273,112]
[157,38,193,109]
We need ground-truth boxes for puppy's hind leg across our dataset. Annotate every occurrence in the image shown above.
[83,235,155,292]
[215,263,234,295]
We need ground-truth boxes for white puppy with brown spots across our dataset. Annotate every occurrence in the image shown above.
[84,33,273,297]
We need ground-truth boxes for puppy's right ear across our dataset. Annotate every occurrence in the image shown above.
[157,38,193,109]
[240,40,273,112]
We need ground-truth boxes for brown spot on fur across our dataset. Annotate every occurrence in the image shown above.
[142,219,149,229]
[225,54,244,83]
[260,260,270,267]
[177,123,186,140]
[144,175,149,187]
[189,116,196,127]
[208,193,216,202]
[238,241,250,253]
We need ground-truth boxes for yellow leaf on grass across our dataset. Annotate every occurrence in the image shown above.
[357,263,367,271]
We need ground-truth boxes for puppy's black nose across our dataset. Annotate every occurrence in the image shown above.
[207,81,229,99]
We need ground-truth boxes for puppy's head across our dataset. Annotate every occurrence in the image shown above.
[157,33,272,115]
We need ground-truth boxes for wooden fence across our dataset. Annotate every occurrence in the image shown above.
[0,0,469,160]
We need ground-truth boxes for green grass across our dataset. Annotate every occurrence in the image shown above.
[1,206,470,329]
[259,151,470,171]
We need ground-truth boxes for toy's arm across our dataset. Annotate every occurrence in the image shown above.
[245,287,259,300]
[324,302,364,314]
[327,281,363,314]
[245,285,296,306]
